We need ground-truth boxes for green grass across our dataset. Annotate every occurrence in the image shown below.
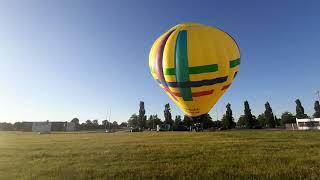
[1,130,320,179]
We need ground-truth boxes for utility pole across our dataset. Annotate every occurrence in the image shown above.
[105,108,109,132]
[108,108,111,131]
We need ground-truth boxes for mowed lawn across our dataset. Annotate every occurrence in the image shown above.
[1,130,320,179]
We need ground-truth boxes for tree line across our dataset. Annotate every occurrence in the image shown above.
[237,99,320,129]
[1,99,319,131]
[0,118,128,131]
[127,99,320,130]
[70,118,128,131]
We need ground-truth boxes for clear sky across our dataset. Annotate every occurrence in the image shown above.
[1,0,319,123]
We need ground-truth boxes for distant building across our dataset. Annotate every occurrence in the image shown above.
[296,118,320,130]
[21,122,33,132]
[51,122,66,131]
[285,123,298,130]
[20,121,75,132]
[32,121,51,132]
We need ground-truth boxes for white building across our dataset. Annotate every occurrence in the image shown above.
[32,121,52,132]
[296,118,320,130]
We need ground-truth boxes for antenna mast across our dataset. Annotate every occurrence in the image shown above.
[108,108,111,131]
[105,108,109,131]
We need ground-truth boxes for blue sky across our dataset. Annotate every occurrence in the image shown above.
[1,0,319,123]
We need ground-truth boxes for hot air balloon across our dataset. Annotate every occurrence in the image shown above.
[149,23,240,118]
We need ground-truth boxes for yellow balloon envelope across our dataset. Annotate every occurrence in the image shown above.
[149,23,240,117]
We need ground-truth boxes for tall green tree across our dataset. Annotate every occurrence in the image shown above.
[71,118,80,130]
[252,115,258,127]
[222,103,235,129]
[183,115,193,127]
[146,115,154,129]
[244,101,255,128]
[257,113,266,127]
[128,114,139,128]
[237,115,246,128]
[152,115,163,127]
[0,122,14,131]
[71,118,79,124]
[102,120,110,129]
[281,112,296,125]
[112,121,118,129]
[13,122,23,131]
[313,101,320,118]
[146,115,162,129]
[213,120,222,129]
[164,103,174,126]
[84,120,94,129]
[92,120,99,129]
[295,99,308,119]
[138,101,147,129]
[174,115,182,128]
[200,114,214,129]
[274,116,281,126]
[119,122,128,128]
[265,102,276,128]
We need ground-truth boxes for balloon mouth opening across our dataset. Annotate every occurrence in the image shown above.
[187,114,208,122]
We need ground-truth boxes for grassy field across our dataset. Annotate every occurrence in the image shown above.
[1,130,320,179]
